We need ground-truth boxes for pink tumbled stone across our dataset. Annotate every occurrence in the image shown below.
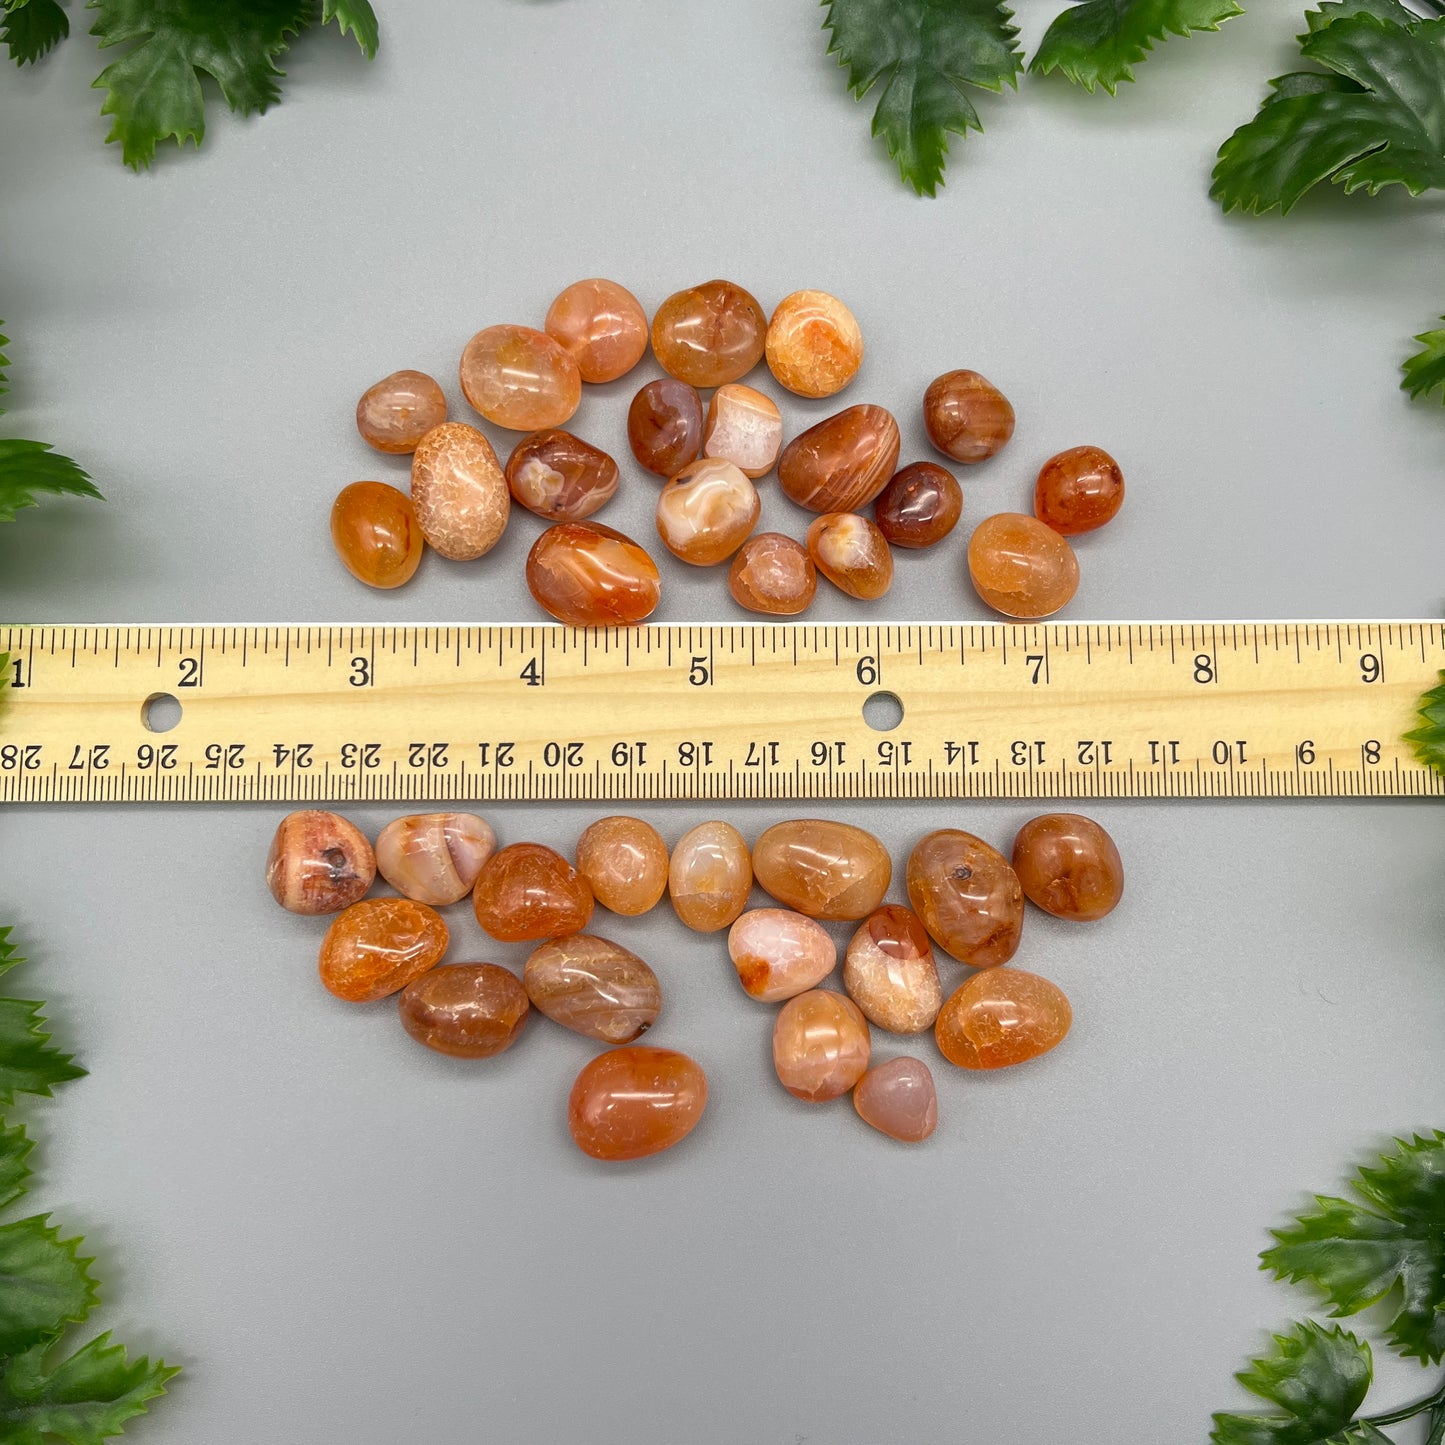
[727,908,837,1002]
[853,1057,938,1142]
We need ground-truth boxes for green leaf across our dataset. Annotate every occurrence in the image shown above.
[822,0,1023,196]
[0,439,102,524]
[1211,1321,1384,1444]
[0,1332,178,1445]
[0,927,22,980]
[322,0,377,59]
[1264,1132,1445,1364]
[2,0,67,66]
[1305,0,1421,34]
[0,322,10,411]
[1212,13,1445,213]
[1402,318,1445,402]
[1407,671,1445,772]
[0,1121,35,1212]
[0,997,85,1108]
[1031,0,1243,96]
[0,1216,97,1356]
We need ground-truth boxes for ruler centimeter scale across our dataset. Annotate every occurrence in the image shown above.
[0,622,1441,804]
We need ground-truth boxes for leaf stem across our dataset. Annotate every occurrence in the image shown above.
[1361,1375,1445,1428]
[1427,1394,1445,1445]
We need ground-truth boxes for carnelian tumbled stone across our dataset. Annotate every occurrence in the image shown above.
[544,278,649,384]
[330,482,424,590]
[398,963,529,1058]
[765,290,863,399]
[935,968,1072,1070]
[669,821,751,932]
[651,279,766,388]
[853,1057,938,1142]
[319,898,448,1003]
[627,379,704,478]
[843,905,942,1034]
[752,819,891,920]
[568,1046,708,1160]
[505,430,619,522]
[459,324,581,431]
[356,370,447,454]
[777,405,900,513]
[375,813,496,906]
[806,512,893,601]
[728,533,816,616]
[524,935,662,1043]
[967,512,1079,618]
[727,908,837,1002]
[410,422,510,562]
[874,462,963,550]
[703,384,783,479]
[575,816,669,916]
[772,991,871,1102]
[525,521,661,626]
[267,810,375,915]
[1012,813,1124,921]
[923,370,1015,463]
[472,843,593,942]
[906,829,1023,968]
[1034,445,1124,535]
[656,458,760,566]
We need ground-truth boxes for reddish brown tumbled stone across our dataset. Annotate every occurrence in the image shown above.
[472,843,593,942]
[628,379,704,478]
[1034,446,1124,535]
[356,369,447,454]
[874,462,963,550]
[1012,813,1124,921]
[651,280,766,388]
[330,482,425,590]
[505,430,619,522]
[398,963,529,1058]
[923,370,1015,463]
[526,521,661,626]
[906,829,1024,968]
[777,405,900,513]
[806,512,893,600]
[727,533,817,616]
[266,810,375,915]
[319,898,448,1003]
[568,1047,708,1160]
[524,934,661,1043]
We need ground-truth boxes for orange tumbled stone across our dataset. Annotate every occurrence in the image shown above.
[727,908,837,1002]
[575,815,669,916]
[1012,813,1124,921]
[398,963,529,1058]
[355,369,447,454]
[668,821,751,932]
[651,280,766,388]
[968,512,1079,618]
[752,819,891,920]
[410,422,510,561]
[777,405,900,513]
[525,521,661,626]
[935,968,1072,1070]
[703,384,783,478]
[874,462,963,550]
[843,905,941,1034]
[923,370,1015,464]
[505,429,619,522]
[806,512,893,601]
[544,278,649,384]
[472,843,593,942]
[375,813,496,906]
[627,379,703,478]
[853,1057,938,1142]
[330,481,424,590]
[765,290,863,398]
[728,533,817,616]
[319,897,448,1003]
[568,1046,708,1161]
[1034,445,1124,535]
[524,934,662,1044]
[266,809,375,915]
[772,990,871,1102]
[656,458,760,566]
[460,324,581,431]
[906,829,1023,968]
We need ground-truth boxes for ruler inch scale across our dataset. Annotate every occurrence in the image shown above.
[1,622,1441,804]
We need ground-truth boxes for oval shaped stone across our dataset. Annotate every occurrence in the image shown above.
[576,815,669,916]
[752,819,891,920]
[399,963,529,1058]
[1034,445,1124,535]
[459,323,581,431]
[669,821,751,932]
[765,290,863,399]
[505,429,619,522]
[526,521,661,626]
[727,533,817,616]
[651,279,766,388]
[330,481,424,590]
[375,813,496,906]
[772,990,871,1102]
[627,378,703,478]
[266,809,375,915]
[544,278,649,384]
[410,422,510,561]
[968,512,1080,619]
[319,897,448,1003]
[843,904,942,1034]
[1012,812,1124,921]
[874,462,963,550]
[355,369,447,454]
[472,843,593,942]
[524,934,662,1043]
[906,829,1023,968]
[853,1057,938,1142]
[806,512,893,600]
[777,404,900,513]
[935,968,1071,1070]
[727,908,837,1002]
[923,370,1015,463]
[568,1047,708,1160]
[656,458,760,566]
[703,383,783,478]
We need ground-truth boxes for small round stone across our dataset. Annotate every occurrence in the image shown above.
[651,279,766,388]
[874,462,963,550]
[355,369,447,454]
[544,278,649,384]
[1034,445,1124,535]
[772,991,871,1102]
[472,843,593,942]
[627,379,704,477]
[968,512,1080,618]
[526,521,662,626]
[375,813,496,906]
[765,290,863,398]
[656,458,760,566]
[853,1057,938,1142]
[330,482,424,590]
[728,533,817,616]
[266,810,375,915]
[669,821,752,932]
[505,430,619,522]
[906,829,1024,968]
[398,963,529,1058]
[923,370,1015,463]
[935,968,1072,1070]
[727,908,837,1002]
[806,512,893,601]
[752,819,891,920]
[575,816,669,916]
[459,323,581,431]
[319,898,448,1003]
[1012,813,1124,921]
[523,934,661,1044]
[776,405,901,513]
[843,905,942,1034]
[410,422,510,562]
[568,1047,708,1161]
[703,384,783,478]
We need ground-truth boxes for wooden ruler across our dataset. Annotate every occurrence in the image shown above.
[0,622,1441,804]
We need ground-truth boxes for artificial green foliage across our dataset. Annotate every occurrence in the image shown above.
[2,0,69,67]
[322,0,377,59]
[0,1217,97,1357]
[0,1123,34,1213]
[0,997,84,1108]
[1402,318,1445,402]
[1406,672,1445,773]
[0,326,10,407]
[1032,0,1243,95]
[0,930,19,982]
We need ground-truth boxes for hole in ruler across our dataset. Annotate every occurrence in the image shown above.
[862,691,903,732]
[141,693,183,733]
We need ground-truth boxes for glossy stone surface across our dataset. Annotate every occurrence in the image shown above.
[727,533,817,616]
[753,819,891,920]
[575,815,669,916]
[459,323,581,431]
[472,843,594,942]
[843,905,942,1034]
[853,1057,938,1142]
[777,405,900,513]
[765,290,863,399]
[935,968,1072,1070]
[356,369,447,454]
[526,521,662,626]
[398,963,529,1058]
[651,280,766,388]
[627,379,703,478]
[806,512,893,601]
[1034,445,1125,535]
[968,512,1080,618]
[874,462,963,550]
[772,991,871,1102]
[656,458,760,566]
[505,429,619,522]
[524,934,661,1043]
[703,384,783,478]
[330,482,424,590]
[544,278,649,384]
[375,813,496,906]
[1012,813,1124,921]
[727,908,837,1002]
[410,422,510,562]
[906,829,1024,968]
[318,898,448,1003]
[923,370,1015,463]
[568,1047,708,1161]
[266,810,375,915]
[669,821,752,932]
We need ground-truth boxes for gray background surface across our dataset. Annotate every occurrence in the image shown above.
[3,3,1445,1441]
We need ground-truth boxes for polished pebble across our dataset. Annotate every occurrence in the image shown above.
[727,908,837,1002]
[410,422,510,561]
[651,279,766,388]
[777,404,900,513]
[656,458,760,566]
[568,1047,708,1160]
[806,512,893,601]
[765,290,863,398]
[923,370,1015,463]
[906,829,1024,968]
[375,813,496,906]
[266,810,375,915]
[968,512,1080,618]
[669,821,752,932]
[526,521,661,625]
[753,819,891,920]
[874,462,963,549]
[472,843,594,941]
[627,378,704,477]
[843,905,942,1034]
[1034,445,1124,535]
[935,968,1071,1070]
[853,1057,938,1142]
[544,278,649,383]
[575,816,669,916]
[355,369,447,454]
[319,898,448,1003]
[330,482,423,590]
[398,963,529,1058]
[728,533,817,616]
[1012,813,1124,921]
[703,384,783,478]
[505,429,619,522]
[772,991,871,1102]
[524,934,661,1043]
[460,323,581,430]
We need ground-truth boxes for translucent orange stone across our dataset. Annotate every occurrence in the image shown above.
[752,819,891,920]
[568,1046,708,1161]
[906,829,1023,968]
[727,533,816,616]
[727,908,837,1002]
[318,897,448,1003]
[459,323,581,431]
[355,369,447,454]
[544,278,649,384]
[398,963,529,1058]
[505,429,619,522]
[472,843,593,942]
[668,821,751,932]
[764,290,863,398]
[967,512,1079,618]
[772,990,871,1102]
[526,521,662,626]
[806,512,893,601]
[266,810,375,915]
[575,815,669,916]
[935,968,1072,1070]
[374,813,496,906]
[330,481,424,590]
[843,905,942,1034]
[523,934,661,1043]
[1034,445,1124,535]
[656,458,760,566]
[777,405,900,513]
[627,379,703,477]
[410,422,510,562]
[703,384,783,478]
[874,462,963,550]
[853,1057,938,1142]
[1012,813,1124,921]
[923,370,1015,464]
[651,280,766,388]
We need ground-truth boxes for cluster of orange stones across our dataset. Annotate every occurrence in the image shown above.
[266,808,1123,1161]
[330,278,1125,620]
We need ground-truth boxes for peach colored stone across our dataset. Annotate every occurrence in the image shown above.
[330,481,424,590]
[544,278,649,384]
[752,819,891,920]
[472,843,593,942]
[410,422,510,561]
[669,821,752,932]
[576,816,669,916]
[853,1057,938,1142]
[460,323,581,431]
[266,810,375,915]
[772,990,871,1102]
[1012,813,1124,921]
[777,405,900,513]
[319,898,448,1003]
[505,429,619,522]
[967,512,1079,619]
[526,521,661,626]
[935,968,1072,1070]
[703,384,783,478]
[727,908,837,1002]
[355,369,447,454]
[568,1047,708,1161]
[651,280,766,388]
[906,829,1023,968]
[765,290,863,398]
[727,533,816,616]
[398,963,529,1058]
[375,813,496,906]
[656,458,760,567]
[523,934,661,1044]
[806,512,893,601]
[843,905,942,1034]
[923,370,1015,463]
